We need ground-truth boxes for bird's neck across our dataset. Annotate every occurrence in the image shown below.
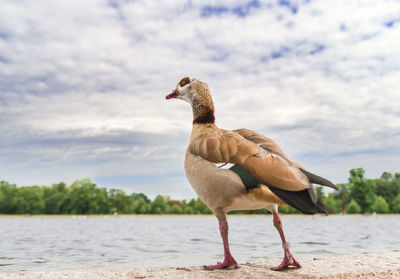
[191,99,215,124]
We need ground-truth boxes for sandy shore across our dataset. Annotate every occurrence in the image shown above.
[1,252,400,279]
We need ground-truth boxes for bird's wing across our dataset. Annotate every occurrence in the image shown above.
[188,128,310,191]
[234,128,304,169]
[235,128,337,191]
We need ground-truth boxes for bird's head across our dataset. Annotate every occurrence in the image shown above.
[166,77,212,104]
[166,77,215,124]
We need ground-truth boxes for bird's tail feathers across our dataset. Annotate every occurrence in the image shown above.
[269,186,330,215]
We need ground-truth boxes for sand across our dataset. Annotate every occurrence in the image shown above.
[1,252,400,279]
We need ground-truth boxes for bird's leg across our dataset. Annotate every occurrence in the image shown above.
[204,218,240,270]
[271,211,301,271]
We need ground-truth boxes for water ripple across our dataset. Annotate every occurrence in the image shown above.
[0,216,399,272]
[299,241,329,245]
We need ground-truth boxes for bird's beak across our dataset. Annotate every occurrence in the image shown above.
[165,89,178,99]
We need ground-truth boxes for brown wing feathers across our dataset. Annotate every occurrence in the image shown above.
[189,130,258,164]
[235,129,337,191]
[241,154,310,191]
[190,127,336,192]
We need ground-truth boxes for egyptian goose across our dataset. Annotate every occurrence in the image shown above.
[165,77,338,271]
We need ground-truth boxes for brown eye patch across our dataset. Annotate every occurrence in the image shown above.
[179,77,190,87]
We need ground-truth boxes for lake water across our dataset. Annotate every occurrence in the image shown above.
[0,215,399,272]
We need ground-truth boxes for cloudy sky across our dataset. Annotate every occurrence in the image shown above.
[1,0,399,199]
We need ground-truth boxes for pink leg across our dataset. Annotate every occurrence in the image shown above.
[271,211,301,271]
[204,218,240,270]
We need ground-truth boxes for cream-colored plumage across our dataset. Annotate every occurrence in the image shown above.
[166,77,336,271]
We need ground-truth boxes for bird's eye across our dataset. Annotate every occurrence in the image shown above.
[179,77,190,87]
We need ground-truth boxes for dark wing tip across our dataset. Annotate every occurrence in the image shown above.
[316,200,332,215]
[300,169,338,191]
[270,187,326,215]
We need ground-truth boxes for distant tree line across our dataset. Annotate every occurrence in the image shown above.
[0,178,212,215]
[1,169,399,215]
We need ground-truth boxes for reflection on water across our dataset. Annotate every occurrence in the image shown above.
[0,216,399,272]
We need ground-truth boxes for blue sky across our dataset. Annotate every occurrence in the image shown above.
[1,0,399,199]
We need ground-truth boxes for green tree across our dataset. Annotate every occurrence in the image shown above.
[165,196,184,214]
[349,168,376,213]
[0,181,18,213]
[187,198,197,213]
[151,195,167,214]
[380,172,393,182]
[131,193,151,203]
[393,194,400,213]
[194,198,212,214]
[108,189,133,214]
[324,194,341,214]
[335,183,352,213]
[90,187,110,214]
[345,199,361,214]
[183,206,194,214]
[14,186,45,214]
[279,205,300,214]
[0,190,3,210]
[133,197,148,214]
[67,179,98,214]
[372,196,390,213]
[376,172,400,212]
[171,204,182,214]
[279,205,291,214]
[43,183,68,214]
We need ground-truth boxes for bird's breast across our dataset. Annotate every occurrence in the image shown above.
[183,149,282,212]
[184,149,246,210]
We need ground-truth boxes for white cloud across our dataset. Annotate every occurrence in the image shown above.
[0,0,399,197]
